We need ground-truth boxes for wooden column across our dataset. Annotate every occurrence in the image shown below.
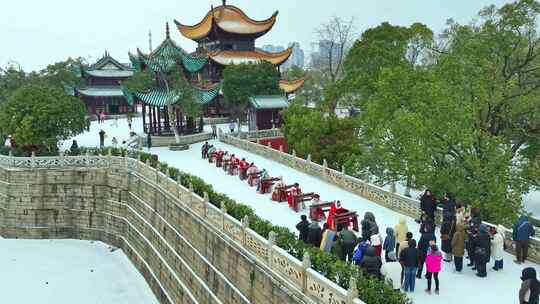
[175,108,180,132]
[179,112,184,135]
[157,107,162,135]
[142,104,147,133]
[164,108,170,132]
[199,116,203,133]
[152,106,158,135]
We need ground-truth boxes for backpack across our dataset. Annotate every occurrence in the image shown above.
[352,246,364,263]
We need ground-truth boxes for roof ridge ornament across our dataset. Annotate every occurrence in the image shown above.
[222,0,226,7]
[166,22,170,39]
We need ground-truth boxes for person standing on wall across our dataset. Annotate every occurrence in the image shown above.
[420,190,437,222]
[211,124,217,139]
[513,215,535,264]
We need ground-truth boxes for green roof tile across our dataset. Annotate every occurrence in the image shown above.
[249,95,289,109]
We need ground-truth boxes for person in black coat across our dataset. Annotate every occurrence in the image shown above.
[306,220,322,247]
[440,219,455,262]
[361,212,375,241]
[440,192,457,221]
[472,224,491,277]
[417,221,437,278]
[420,190,437,221]
[360,246,382,279]
[295,215,310,243]
[400,239,420,292]
[520,267,540,304]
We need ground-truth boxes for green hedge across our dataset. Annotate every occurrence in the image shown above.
[81,147,411,304]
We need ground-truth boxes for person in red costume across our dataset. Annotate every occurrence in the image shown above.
[287,183,302,209]
[327,201,349,229]
[229,154,239,175]
[246,163,258,186]
[239,159,250,180]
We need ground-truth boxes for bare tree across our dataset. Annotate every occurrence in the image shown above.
[313,17,356,84]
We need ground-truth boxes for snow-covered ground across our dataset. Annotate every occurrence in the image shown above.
[66,117,537,304]
[0,239,158,304]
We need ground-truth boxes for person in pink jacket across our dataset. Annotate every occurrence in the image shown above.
[425,244,442,294]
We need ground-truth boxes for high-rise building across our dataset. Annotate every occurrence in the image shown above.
[261,44,286,53]
[283,42,305,70]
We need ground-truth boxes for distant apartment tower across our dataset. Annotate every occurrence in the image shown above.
[262,43,304,70]
[284,42,305,70]
[262,44,285,53]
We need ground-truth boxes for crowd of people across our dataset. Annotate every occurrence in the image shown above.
[201,141,539,301]
[294,189,540,301]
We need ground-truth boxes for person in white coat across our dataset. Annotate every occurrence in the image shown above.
[491,225,505,271]
[380,251,402,291]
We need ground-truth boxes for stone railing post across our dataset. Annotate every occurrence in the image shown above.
[267,142,272,149]
[342,165,346,174]
[8,150,12,157]
[346,277,358,304]
[256,138,261,145]
[279,145,283,153]
[31,152,36,168]
[267,231,276,265]
[301,252,311,292]
[177,179,183,201]
[241,215,250,245]
[155,164,160,184]
[292,149,296,158]
[306,154,311,163]
[203,192,209,218]
[220,202,227,230]
[188,183,194,204]
[85,151,90,167]
[390,182,397,194]
[145,158,151,168]
[107,148,112,167]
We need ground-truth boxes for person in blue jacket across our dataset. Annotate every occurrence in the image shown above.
[513,215,535,264]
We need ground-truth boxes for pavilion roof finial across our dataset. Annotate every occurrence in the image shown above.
[166,22,170,39]
[149,30,153,52]
[222,0,226,7]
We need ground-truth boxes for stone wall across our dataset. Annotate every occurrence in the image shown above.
[0,154,362,304]
[220,132,540,264]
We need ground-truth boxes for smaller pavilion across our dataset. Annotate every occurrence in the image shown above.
[68,52,135,115]
[246,95,289,131]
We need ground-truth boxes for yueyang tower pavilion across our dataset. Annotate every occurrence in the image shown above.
[126,1,305,136]
[175,1,305,96]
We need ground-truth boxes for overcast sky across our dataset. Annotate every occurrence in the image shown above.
[1,0,514,72]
